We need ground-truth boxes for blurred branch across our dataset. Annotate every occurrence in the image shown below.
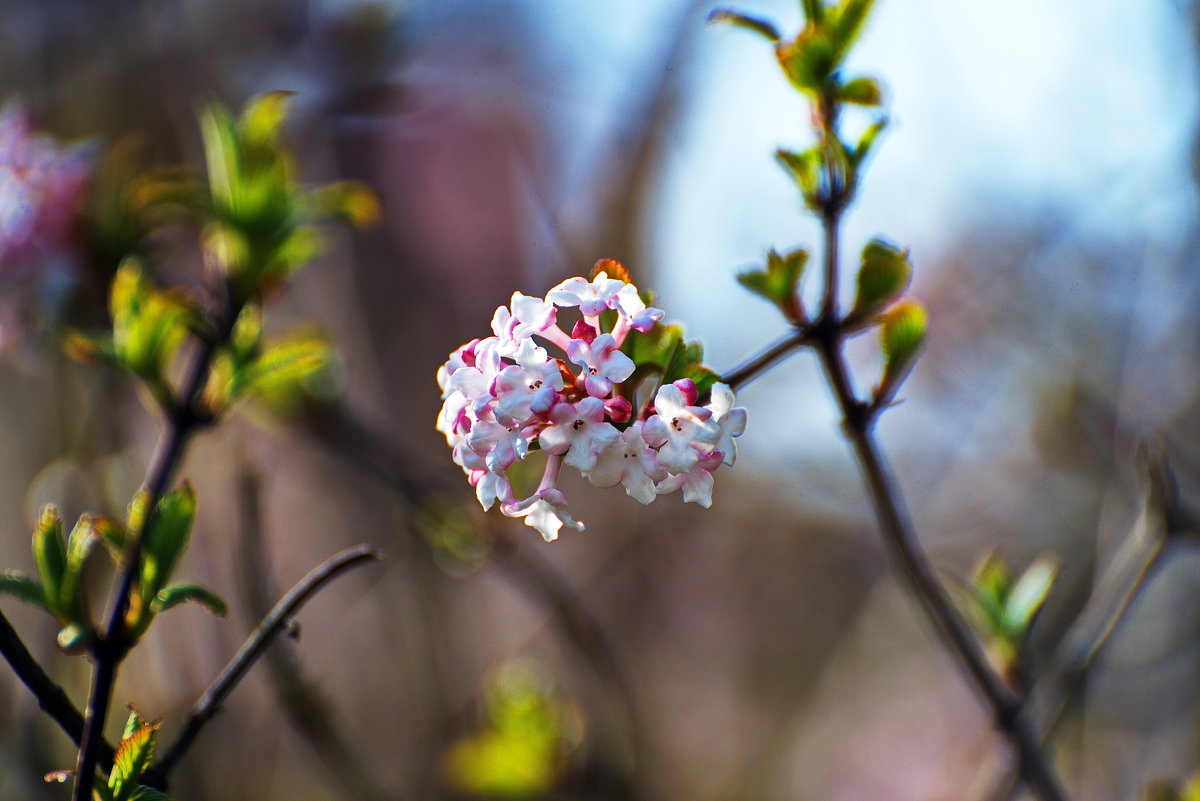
[982,448,1194,801]
[73,276,238,801]
[146,537,383,789]
[298,401,647,793]
[721,328,811,390]
[0,609,116,766]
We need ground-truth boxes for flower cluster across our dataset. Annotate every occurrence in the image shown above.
[438,269,747,541]
[0,104,90,352]
[0,105,88,277]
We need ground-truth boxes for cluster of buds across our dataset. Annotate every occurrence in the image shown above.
[438,266,747,541]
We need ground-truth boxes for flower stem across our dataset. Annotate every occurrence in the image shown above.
[145,544,382,787]
[810,201,1067,800]
[71,286,235,801]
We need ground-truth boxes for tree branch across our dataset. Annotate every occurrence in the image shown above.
[146,543,382,786]
[0,609,115,766]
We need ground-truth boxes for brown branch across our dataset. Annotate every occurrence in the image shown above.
[0,609,115,766]
[146,543,382,785]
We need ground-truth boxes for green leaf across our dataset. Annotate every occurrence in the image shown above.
[306,181,380,228]
[737,247,808,320]
[239,91,293,148]
[850,117,889,167]
[32,505,67,616]
[706,8,781,41]
[837,76,882,106]
[801,0,824,24]
[152,583,228,617]
[240,333,333,401]
[200,103,241,213]
[878,300,926,393]
[775,147,824,209]
[850,239,911,320]
[109,711,160,801]
[1002,557,1058,636]
[775,28,839,93]
[58,515,103,624]
[130,788,174,801]
[0,571,48,610]
[830,0,875,55]
[109,261,191,384]
[132,483,197,637]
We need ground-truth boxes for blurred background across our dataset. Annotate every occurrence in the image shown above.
[0,0,1198,799]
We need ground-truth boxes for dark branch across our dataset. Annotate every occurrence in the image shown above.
[146,543,382,785]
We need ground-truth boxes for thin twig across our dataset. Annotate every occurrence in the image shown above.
[720,329,811,390]
[0,609,115,766]
[147,543,382,784]
[73,284,236,801]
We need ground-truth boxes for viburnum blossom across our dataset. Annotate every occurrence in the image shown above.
[437,262,748,541]
[0,105,90,351]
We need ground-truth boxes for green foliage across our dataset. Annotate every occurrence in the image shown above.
[620,322,720,406]
[125,483,226,639]
[836,76,883,106]
[3,507,108,652]
[199,92,378,304]
[706,9,781,41]
[875,299,926,403]
[1142,773,1200,801]
[46,709,174,801]
[961,552,1059,673]
[151,583,228,617]
[849,239,911,321]
[206,303,334,417]
[32,505,67,615]
[737,247,808,322]
[444,663,577,797]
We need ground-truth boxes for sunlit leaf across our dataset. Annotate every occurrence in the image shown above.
[775,147,823,208]
[110,711,161,801]
[877,299,926,397]
[307,181,380,228]
[32,505,66,616]
[239,91,293,148]
[152,583,228,617]
[1002,557,1058,636]
[707,8,781,41]
[58,514,104,623]
[850,239,910,320]
[850,117,889,167]
[837,76,882,106]
[738,247,808,321]
[830,0,875,55]
[0,571,47,609]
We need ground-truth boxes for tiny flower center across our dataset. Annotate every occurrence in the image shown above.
[589,367,599,375]
[528,379,543,390]
[572,419,585,430]
[671,417,683,432]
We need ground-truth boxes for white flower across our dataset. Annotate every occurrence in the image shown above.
[538,397,620,473]
[547,272,626,317]
[588,422,667,504]
[656,451,722,507]
[566,333,635,398]
[705,382,748,466]
[642,381,721,474]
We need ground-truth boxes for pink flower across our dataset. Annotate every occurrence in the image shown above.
[566,333,635,398]
[538,397,620,472]
[642,380,721,474]
[547,272,626,318]
[705,382,748,466]
[588,422,667,504]
[655,451,723,507]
